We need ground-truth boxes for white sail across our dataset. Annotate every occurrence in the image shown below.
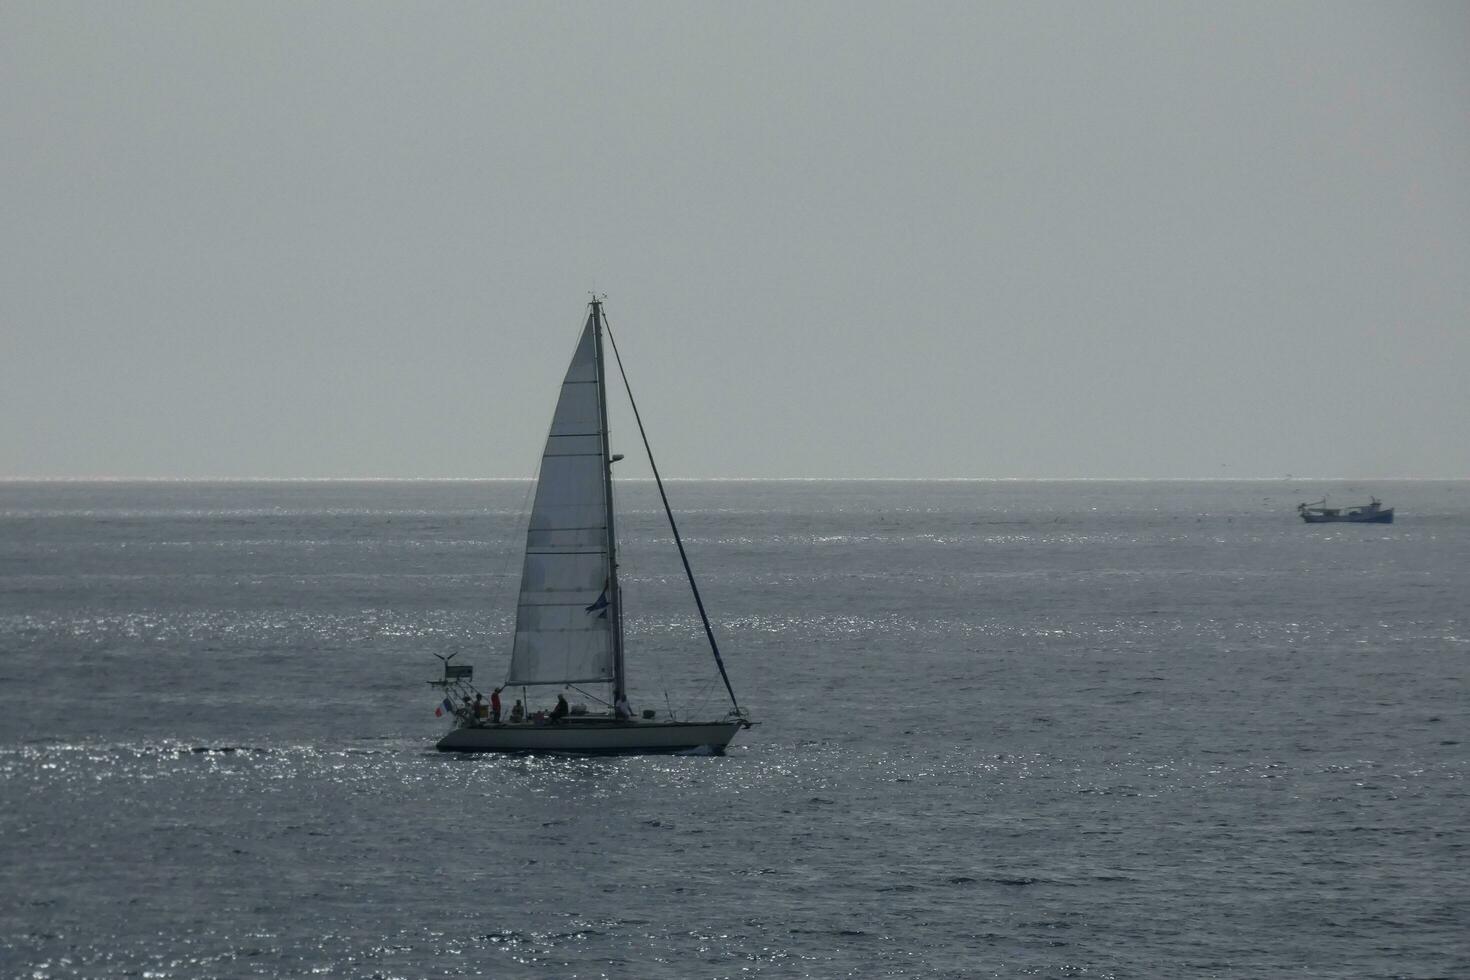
[504,313,616,686]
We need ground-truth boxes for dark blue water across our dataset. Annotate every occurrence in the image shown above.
[1,480,1466,978]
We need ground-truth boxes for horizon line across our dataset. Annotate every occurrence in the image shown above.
[1,475,1464,484]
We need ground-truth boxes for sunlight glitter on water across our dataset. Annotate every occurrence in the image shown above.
[4,480,1468,978]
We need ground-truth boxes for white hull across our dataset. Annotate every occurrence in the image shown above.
[436,718,744,755]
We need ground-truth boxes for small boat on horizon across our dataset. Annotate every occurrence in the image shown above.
[1296,496,1394,524]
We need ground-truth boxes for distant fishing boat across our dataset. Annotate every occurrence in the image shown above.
[1296,496,1394,524]
[428,298,751,754]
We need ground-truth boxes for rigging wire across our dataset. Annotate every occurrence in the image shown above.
[686,675,719,722]
[600,310,743,716]
[568,684,610,708]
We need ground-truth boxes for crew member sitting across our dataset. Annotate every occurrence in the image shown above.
[615,695,633,720]
[509,699,525,723]
[549,693,570,723]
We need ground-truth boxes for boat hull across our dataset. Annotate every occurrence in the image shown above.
[436,718,745,755]
[1301,510,1393,524]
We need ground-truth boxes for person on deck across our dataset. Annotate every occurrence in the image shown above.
[472,693,486,720]
[615,695,632,721]
[510,699,524,723]
[490,686,503,723]
[550,693,569,723]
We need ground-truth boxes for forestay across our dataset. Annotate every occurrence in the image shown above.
[505,313,616,686]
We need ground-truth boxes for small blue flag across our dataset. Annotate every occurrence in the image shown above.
[584,588,609,619]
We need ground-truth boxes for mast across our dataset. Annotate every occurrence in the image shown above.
[590,297,627,704]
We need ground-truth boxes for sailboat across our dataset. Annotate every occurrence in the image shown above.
[430,298,751,754]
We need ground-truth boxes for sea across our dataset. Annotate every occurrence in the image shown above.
[0,479,1465,979]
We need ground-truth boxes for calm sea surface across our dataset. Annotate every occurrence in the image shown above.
[0,480,1465,979]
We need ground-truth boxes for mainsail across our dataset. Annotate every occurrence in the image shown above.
[504,312,616,686]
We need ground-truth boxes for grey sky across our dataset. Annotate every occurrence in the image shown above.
[3,2,1467,479]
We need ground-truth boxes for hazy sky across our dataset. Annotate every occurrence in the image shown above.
[3,2,1467,479]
